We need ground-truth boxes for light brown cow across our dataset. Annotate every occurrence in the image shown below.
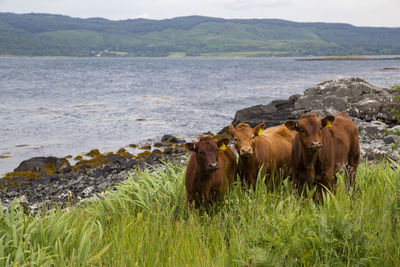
[284,112,360,197]
[228,123,296,188]
[185,136,236,207]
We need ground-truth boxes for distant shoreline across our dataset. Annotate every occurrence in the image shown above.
[296,56,400,61]
[2,54,400,60]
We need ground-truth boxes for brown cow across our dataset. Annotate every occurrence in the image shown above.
[284,112,360,197]
[228,123,296,188]
[184,136,236,207]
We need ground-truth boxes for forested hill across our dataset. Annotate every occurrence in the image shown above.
[1,12,400,57]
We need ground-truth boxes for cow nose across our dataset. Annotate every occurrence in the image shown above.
[311,141,322,148]
[209,162,218,170]
[240,147,252,155]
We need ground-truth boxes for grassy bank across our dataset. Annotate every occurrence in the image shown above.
[1,160,399,266]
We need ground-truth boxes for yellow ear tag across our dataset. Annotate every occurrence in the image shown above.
[257,128,264,136]
[219,143,227,150]
[325,121,332,128]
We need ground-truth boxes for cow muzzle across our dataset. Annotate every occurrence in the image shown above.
[240,147,253,157]
[207,162,219,172]
[309,141,322,151]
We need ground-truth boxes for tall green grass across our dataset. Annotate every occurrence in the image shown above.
[0,160,399,266]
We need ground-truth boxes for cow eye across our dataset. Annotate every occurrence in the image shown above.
[199,151,204,155]
[300,128,305,134]
[252,136,255,139]
[234,138,238,142]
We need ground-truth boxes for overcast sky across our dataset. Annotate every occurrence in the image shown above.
[0,0,399,27]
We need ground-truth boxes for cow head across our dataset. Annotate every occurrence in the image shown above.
[185,136,230,174]
[284,114,334,153]
[228,123,264,157]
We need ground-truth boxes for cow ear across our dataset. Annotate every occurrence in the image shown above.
[284,120,298,131]
[322,115,335,128]
[228,124,235,136]
[253,123,265,136]
[184,142,197,152]
[217,138,229,150]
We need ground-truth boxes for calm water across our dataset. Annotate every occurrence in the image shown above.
[0,57,399,174]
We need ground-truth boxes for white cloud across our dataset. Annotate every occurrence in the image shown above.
[226,0,290,9]
[136,12,150,19]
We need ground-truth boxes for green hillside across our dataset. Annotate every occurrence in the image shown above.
[1,13,400,57]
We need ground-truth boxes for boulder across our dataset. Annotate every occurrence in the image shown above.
[294,77,394,124]
[383,135,400,145]
[14,156,72,174]
[161,134,186,143]
[356,120,387,141]
[231,95,300,127]
[230,77,397,128]
[227,77,400,160]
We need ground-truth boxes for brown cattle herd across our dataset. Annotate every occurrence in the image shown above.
[184,112,361,207]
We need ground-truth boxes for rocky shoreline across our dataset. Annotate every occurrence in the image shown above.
[0,135,188,213]
[1,77,399,214]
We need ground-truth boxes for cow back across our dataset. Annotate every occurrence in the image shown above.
[256,124,296,171]
[325,114,359,168]
[211,147,237,195]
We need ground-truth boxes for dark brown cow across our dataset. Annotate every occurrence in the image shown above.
[228,123,296,188]
[284,112,360,197]
[184,136,236,207]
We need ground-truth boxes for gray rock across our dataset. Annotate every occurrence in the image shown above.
[6,191,18,198]
[357,120,387,141]
[118,171,129,179]
[161,134,186,144]
[361,139,400,160]
[77,181,87,190]
[154,142,170,147]
[67,179,79,187]
[57,184,66,191]
[296,77,393,123]
[14,156,71,173]
[230,95,299,128]
[383,135,400,145]
[58,164,72,174]
[82,186,94,197]
[97,181,109,191]
[57,190,73,200]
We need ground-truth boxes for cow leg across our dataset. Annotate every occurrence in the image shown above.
[297,177,312,198]
[314,169,336,203]
[314,184,324,204]
[341,162,358,193]
[346,140,360,189]
[238,164,256,190]
[347,158,359,189]
[250,176,257,190]
[332,174,338,193]
[187,197,194,209]
[240,173,254,190]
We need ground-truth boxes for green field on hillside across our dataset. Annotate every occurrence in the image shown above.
[1,160,399,266]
